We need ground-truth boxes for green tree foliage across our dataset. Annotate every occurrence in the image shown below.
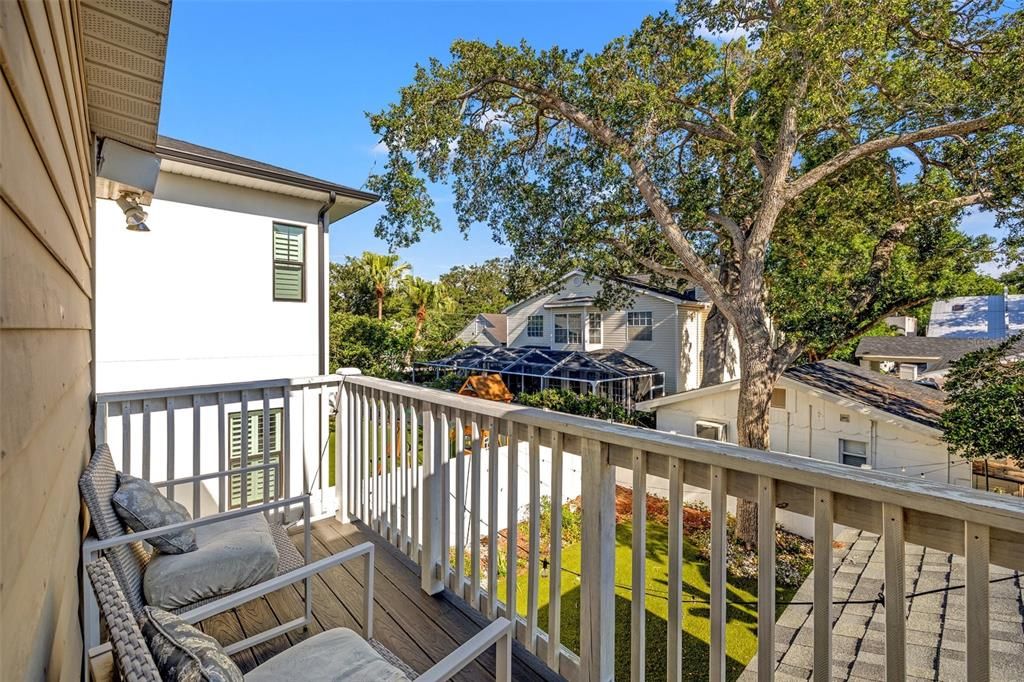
[366,0,1023,542]
[402,276,456,364]
[356,251,410,320]
[516,389,655,428]
[941,334,1024,466]
[999,265,1024,293]
[329,312,411,378]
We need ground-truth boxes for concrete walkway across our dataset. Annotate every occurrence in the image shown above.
[739,529,1024,681]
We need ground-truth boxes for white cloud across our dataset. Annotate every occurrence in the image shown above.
[695,21,751,42]
[370,140,389,155]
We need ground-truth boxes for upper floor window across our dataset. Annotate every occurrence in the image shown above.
[527,315,544,338]
[839,438,868,467]
[554,313,582,344]
[588,312,602,345]
[695,420,727,441]
[273,223,305,301]
[627,311,653,341]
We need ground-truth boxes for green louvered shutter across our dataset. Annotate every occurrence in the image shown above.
[273,224,305,301]
[228,409,282,507]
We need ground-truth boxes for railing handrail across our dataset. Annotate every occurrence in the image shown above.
[95,374,342,404]
[345,373,1024,533]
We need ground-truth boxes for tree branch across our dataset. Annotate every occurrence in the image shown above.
[787,116,1004,200]
[605,238,692,282]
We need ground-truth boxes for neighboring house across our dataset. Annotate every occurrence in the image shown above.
[855,335,995,382]
[95,136,377,391]
[637,360,970,487]
[499,271,736,394]
[457,313,507,347]
[927,291,1024,338]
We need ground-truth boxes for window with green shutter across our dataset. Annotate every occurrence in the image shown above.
[228,408,283,507]
[273,223,305,301]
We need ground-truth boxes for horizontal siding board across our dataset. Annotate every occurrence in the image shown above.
[0,201,92,330]
[0,1,93,253]
[0,81,92,293]
[20,0,93,228]
[0,329,92,474]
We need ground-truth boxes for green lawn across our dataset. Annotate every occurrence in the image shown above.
[497,520,799,681]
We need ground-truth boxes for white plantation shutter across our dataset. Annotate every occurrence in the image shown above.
[228,409,282,507]
[273,224,305,301]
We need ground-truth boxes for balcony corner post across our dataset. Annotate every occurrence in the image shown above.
[420,406,444,595]
[580,438,615,682]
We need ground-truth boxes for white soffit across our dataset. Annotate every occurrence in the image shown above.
[159,159,373,222]
[82,0,171,151]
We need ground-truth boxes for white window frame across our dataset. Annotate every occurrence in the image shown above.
[694,420,727,442]
[587,312,602,345]
[527,314,544,338]
[554,313,582,344]
[627,311,653,341]
[839,438,869,467]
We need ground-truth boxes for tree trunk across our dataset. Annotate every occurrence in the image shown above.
[733,335,780,546]
[377,294,384,320]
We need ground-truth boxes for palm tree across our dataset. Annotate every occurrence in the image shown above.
[403,276,453,365]
[357,252,409,320]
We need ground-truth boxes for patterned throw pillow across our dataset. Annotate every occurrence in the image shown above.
[112,474,198,554]
[141,606,243,682]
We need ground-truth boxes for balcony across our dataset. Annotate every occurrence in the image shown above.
[92,372,1024,680]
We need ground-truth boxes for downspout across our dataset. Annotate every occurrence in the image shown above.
[317,191,336,375]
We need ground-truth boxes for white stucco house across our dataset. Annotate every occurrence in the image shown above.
[96,136,377,392]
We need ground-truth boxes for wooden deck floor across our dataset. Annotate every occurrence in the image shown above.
[198,517,558,681]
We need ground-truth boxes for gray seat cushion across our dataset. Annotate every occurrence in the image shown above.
[243,629,411,682]
[141,606,243,682]
[144,513,279,610]
[113,474,198,554]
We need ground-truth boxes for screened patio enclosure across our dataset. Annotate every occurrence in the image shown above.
[418,345,665,408]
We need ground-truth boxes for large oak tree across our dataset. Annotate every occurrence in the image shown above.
[367,0,1023,541]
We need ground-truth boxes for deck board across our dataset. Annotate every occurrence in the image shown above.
[200,518,557,680]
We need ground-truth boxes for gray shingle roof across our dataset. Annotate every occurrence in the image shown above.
[784,360,947,430]
[855,335,995,362]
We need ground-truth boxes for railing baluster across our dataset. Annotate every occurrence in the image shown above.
[262,389,271,505]
[965,522,990,682]
[95,400,108,446]
[505,419,519,625]
[121,401,131,474]
[580,438,615,682]
[547,430,564,674]
[455,411,466,593]
[379,394,388,534]
[371,391,379,532]
[240,392,249,508]
[470,416,482,608]
[141,399,153,482]
[321,386,332,515]
[166,397,175,503]
[440,410,451,589]
[336,383,349,521]
[667,458,683,682]
[710,465,727,682]
[410,400,420,561]
[631,448,647,682]
[813,488,834,682]
[526,425,541,654]
[487,416,500,620]
[390,395,399,546]
[192,395,202,515]
[361,389,370,524]
[421,405,443,595]
[883,503,906,681]
[283,386,292,507]
[217,393,226,512]
[399,396,408,550]
[758,476,777,682]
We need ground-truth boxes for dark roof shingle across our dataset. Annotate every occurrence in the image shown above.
[784,360,947,429]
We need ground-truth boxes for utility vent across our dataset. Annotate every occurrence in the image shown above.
[840,414,851,423]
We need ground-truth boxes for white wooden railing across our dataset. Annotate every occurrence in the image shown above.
[96,371,1024,681]
[335,373,1024,682]
[95,375,341,520]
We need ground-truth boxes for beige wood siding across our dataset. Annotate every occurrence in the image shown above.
[1,2,95,679]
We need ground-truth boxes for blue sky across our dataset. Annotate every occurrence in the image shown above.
[158,0,1000,279]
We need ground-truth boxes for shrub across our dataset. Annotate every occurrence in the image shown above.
[516,389,655,427]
